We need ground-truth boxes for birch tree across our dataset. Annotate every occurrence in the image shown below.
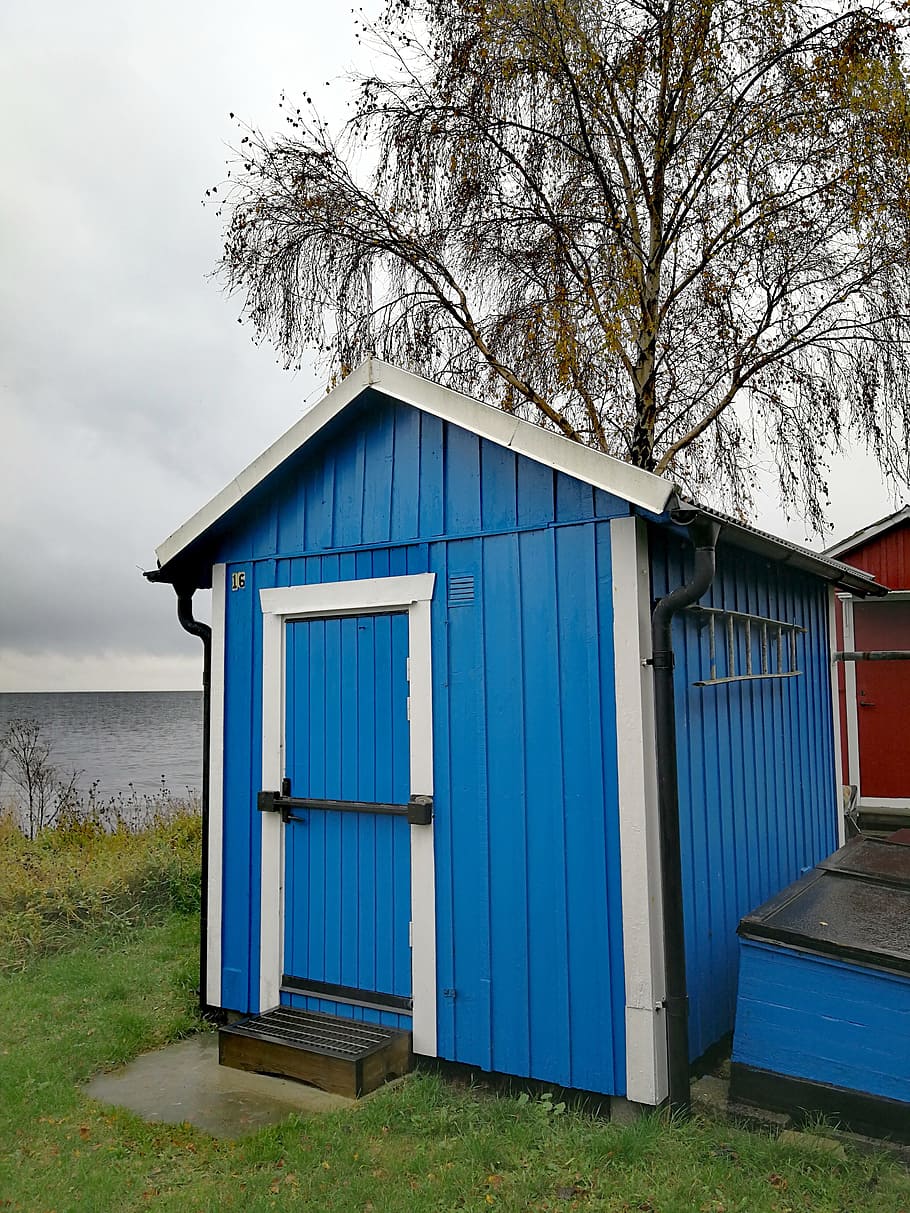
[217,0,910,525]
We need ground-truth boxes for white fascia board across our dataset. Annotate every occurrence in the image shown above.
[851,589,910,603]
[825,506,910,559]
[155,358,675,570]
[370,361,675,515]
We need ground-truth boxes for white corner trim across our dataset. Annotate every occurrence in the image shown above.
[828,589,846,849]
[406,596,436,1056]
[206,564,226,1007]
[841,596,861,798]
[155,358,675,569]
[258,573,438,1054]
[610,515,668,1107]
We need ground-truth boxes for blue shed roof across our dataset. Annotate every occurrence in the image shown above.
[149,358,882,596]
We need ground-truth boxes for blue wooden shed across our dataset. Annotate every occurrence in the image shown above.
[147,359,880,1106]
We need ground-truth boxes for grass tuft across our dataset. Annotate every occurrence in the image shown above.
[0,803,201,972]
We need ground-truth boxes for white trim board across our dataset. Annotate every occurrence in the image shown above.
[258,573,438,1056]
[206,564,226,1007]
[156,358,676,569]
[842,596,861,794]
[858,797,910,812]
[610,515,668,1107]
[828,588,846,849]
[825,506,910,559]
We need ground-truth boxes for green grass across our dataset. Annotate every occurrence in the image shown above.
[0,820,908,1211]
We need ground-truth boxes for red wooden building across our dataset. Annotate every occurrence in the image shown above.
[826,506,910,825]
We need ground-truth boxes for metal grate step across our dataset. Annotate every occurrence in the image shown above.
[219,1006,412,1097]
[225,1006,403,1059]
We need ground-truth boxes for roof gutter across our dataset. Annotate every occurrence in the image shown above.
[675,502,886,597]
[651,505,722,1115]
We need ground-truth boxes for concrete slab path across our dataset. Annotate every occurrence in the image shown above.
[84,1033,353,1138]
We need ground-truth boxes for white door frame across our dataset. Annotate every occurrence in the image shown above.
[258,573,437,1056]
[839,591,910,817]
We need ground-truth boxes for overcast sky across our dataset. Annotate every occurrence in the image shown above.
[0,2,902,692]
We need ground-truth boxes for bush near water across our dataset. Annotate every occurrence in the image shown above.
[0,801,201,973]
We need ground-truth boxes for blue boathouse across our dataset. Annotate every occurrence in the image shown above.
[148,359,879,1106]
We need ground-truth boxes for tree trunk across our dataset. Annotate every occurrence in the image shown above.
[630,277,660,471]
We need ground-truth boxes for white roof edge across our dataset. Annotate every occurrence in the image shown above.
[155,357,675,570]
[824,505,910,559]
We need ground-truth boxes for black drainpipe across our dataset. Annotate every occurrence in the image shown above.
[175,584,213,1018]
[650,511,721,1115]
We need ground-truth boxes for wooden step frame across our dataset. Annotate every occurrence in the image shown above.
[219,1006,412,1099]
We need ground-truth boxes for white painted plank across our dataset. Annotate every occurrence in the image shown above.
[206,564,226,1007]
[828,588,846,849]
[610,515,668,1106]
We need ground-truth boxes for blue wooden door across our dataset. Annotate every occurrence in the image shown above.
[282,612,412,1020]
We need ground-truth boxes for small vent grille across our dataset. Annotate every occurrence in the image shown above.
[448,574,475,607]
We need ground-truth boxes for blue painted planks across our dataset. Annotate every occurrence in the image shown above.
[649,529,838,1060]
[518,527,571,1084]
[283,613,412,1004]
[282,990,411,1031]
[482,532,531,1079]
[210,397,632,1091]
[556,523,618,1092]
[444,537,492,1069]
[211,395,632,566]
[734,939,910,1104]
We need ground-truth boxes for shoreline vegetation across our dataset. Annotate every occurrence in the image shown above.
[0,714,200,839]
[0,800,201,974]
[1,734,908,1207]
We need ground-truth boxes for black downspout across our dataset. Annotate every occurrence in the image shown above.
[651,515,721,1115]
[175,585,213,1017]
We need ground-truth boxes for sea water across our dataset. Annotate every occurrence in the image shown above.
[0,690,203,806]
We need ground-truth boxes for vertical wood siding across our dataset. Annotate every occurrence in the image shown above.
[734,939,910,1103]
[649,530,838,1061]
[215,395,630,1094]
[837,520,910,590]
[282,613,413,1028]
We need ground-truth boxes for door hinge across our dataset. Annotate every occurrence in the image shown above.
[406,656,411,682]
[406,696,411,721]
[408,921,413,948]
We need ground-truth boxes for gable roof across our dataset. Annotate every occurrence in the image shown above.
[153,357,676,570]
[149,357,883,596]
[824,505,910,559]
